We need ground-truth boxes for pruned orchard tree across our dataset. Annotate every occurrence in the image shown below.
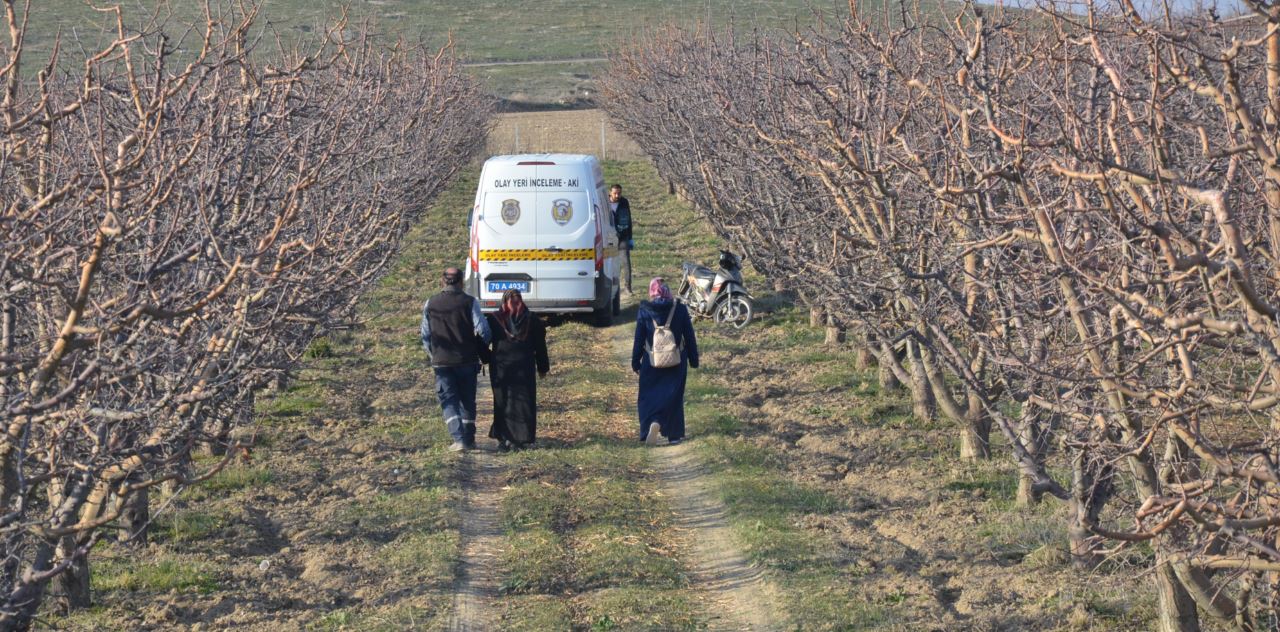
[603,1,1280,629]
[0,0,490,627]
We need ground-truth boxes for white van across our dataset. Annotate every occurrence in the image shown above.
[465,154,621,325]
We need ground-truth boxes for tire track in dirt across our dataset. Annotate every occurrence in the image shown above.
[607,323,784,631]
[447,380,504,632]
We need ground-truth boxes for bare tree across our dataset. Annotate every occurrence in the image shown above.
[603,1,1280,628]
[0,1,490,627]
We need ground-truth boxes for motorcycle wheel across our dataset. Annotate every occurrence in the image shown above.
[713,294,753,329]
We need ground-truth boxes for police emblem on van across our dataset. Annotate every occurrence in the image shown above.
[551,199,573,225]
[501,199,521,225]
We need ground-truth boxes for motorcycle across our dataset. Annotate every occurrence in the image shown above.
[677,250,754,329]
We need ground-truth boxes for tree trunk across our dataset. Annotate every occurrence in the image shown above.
[824,315,844,346]
[0,539,57,629]
[905,339,936,422]
[1156,553,1201,632]
[857,347,873,369]
[51,536,91,613]
[855,328,877,370]
[1015,407,1041,504]
[878,362,901,392]
[1067,453,1111,570]
[875,339,907,393]
[960,395,991,461]
[118,485,149,546]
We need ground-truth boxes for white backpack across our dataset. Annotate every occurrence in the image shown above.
[646,302,682,368]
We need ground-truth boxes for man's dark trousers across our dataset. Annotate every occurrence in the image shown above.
[435,364,480,445]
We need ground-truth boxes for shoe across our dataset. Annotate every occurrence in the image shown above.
[497,440,511,453]
[645,422,662,445]
[463,441,476,451]
[667,438,682,446]
[448,441,466,452]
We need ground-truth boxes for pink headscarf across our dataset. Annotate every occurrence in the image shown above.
[649,277,672,301]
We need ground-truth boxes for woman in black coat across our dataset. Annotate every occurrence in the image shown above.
[485,289,549,450]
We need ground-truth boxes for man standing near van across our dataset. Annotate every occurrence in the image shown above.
[421,267,491,451]
[610,184,633,294]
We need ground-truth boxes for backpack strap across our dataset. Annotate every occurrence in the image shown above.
[660,304,683,351]
[644,317,659,356]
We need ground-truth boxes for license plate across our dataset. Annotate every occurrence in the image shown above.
[488,280,530,293]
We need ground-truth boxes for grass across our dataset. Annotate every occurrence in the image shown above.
[500,528,571,594]
[571,524,685,589]
[380,531,459,587]
[578,588,706,632]
[492,595,574,631]
[203,464,274,493]
[154,510,224,543]
[340,487,456,536]
[92,557,218,595]
[19,2,856,104]
[309,603,447,632]
[495,442,701,625]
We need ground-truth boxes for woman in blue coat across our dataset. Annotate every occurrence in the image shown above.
[631,277,699,444]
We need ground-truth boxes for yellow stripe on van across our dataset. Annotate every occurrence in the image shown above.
[479,248,595,261]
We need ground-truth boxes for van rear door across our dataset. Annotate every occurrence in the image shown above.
[535,190,595,302]
[478,191,539,303]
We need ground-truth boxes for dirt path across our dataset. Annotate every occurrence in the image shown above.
[447,381,503,631]
[654,444,784,631]
[608,324,784,631]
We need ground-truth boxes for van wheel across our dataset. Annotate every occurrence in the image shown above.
[593,305,614,327]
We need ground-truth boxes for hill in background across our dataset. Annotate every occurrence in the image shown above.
[20,0,853,108]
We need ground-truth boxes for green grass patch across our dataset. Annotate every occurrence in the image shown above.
[154,510,225,543]
[203,464,274,493]
[578,587,705,631]
[571,524,685,590]
[508,442,650,482]
[684,381,730,403]
[380,531,458,587]
[92,557,218,595]
[943,463,1019,505]
[783,569,889,631]
[304,337,336,359]
[256,383,327,419]
[501,528,571,594]
[812,365,860,390]
[341,487,455,535]
[308,602,447,632]
[570,478,665,528]
[501,482,572,530]
[687,404,741,436]
[369,414,455,456]
[495,594,574,631]
[975,504,1068,564]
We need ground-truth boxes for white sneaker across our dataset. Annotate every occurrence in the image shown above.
[448,441,466,452]
[645,422,662,445]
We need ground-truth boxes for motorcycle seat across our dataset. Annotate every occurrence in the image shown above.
[687,265,717,281]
